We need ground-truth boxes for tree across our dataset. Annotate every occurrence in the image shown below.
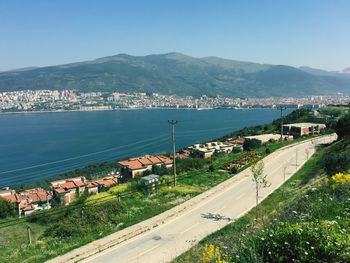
[243,138,262,151]
[323,151,350,176]
[251,160,270,218]
[335,113,350,139]
[0,198,17,219]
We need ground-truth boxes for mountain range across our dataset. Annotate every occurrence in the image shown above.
[0,52,349,98]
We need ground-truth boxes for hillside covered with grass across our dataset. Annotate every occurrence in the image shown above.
[1,53,350,97]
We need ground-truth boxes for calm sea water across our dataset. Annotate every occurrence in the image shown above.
[0,109,290,187]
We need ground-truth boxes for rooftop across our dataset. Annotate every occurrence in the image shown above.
[283,122,326,128]
[118,155,172,170]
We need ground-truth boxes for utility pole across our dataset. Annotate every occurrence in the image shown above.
[46,191,50,210]
[282,164,288,198]
[283,165,287,183]
[27,225,32,245]
[168,120,178,187]
[277,106,287,142]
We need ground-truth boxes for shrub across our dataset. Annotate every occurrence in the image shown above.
[152,164,169,175]
[243,138,262,151]
[256,221,350,263]
[108,184,129,194]
[323,151,350,175]
[44,216,89,237]
[265,148,271,154]
[44,201,127,238]
[335,113,350,139]
[176,158,208,173]
[230,166,238,174]
[160,185,201,196]
[0,198,16,219]
[208,165,215,172]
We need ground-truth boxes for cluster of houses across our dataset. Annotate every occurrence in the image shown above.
[183,122,326,159]
[50,174,120,205]
[0,122,326,216]
[186,141,242,159]
[0,174,120,216]
[0,187,53,216]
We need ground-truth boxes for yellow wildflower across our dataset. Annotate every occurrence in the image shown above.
[202,243,225,263]
[331,172,350,185]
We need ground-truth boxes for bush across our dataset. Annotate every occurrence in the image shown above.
[152,164,169,175]
[44,201,127,237]
[335,113,350,139]
[176,158,208,174]
[243,138,262,151]
[255,221,350,263]
[323,150,350,175]
[0,198,16,219]
[208,165,215,172]
[265,148,271,154]
[160,185,201,196]
[230,166,238,174]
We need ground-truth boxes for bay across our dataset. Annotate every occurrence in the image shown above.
[0,108,290,187]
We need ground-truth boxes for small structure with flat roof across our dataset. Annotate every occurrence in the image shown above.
[140,174,160,195]
[282,123,326,137]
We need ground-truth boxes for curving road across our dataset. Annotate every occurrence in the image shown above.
[48,134,336,263]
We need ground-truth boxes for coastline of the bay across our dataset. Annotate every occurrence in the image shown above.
[0,106,275,115]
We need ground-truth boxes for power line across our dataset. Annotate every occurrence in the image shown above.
[0,136,170,185]
[0,135,168,175]
[0,133,338,230]
[168,120,178,187]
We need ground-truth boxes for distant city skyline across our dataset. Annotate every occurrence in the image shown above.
[0,0,349,71]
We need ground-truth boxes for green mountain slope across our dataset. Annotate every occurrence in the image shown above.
[0,52,349,97]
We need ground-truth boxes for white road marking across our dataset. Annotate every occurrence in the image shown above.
[133,244,161,260]
[180,223,199,234]
[234,193,245,201]
[215,206,226,213]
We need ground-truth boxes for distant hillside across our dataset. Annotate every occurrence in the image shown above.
[343,67,350,74]
[0,52,349,97]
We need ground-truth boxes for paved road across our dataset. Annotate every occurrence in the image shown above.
[54,135,337,263]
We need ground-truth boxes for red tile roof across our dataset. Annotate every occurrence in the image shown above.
[228,137,245,145]
[118,155,172,170]
[50,176,86,187]
[0,188,52,204]
[94,178,118,188]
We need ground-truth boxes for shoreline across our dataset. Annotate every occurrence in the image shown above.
[0,106,275,115]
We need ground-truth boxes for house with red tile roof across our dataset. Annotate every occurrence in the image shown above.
[85,181,100,195]
[0,188,15,198]
[226,137,245,145]
[118,155,173,178]
[0,188,53,216]
[92,175,120,192]
[51,176,87,205]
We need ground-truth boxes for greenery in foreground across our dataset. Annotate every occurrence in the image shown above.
[174,123,350,262]
[0,106,348,263]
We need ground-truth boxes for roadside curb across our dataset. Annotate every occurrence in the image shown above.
[47,134,336,263]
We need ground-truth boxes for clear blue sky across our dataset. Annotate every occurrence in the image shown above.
[0,0,349,71]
